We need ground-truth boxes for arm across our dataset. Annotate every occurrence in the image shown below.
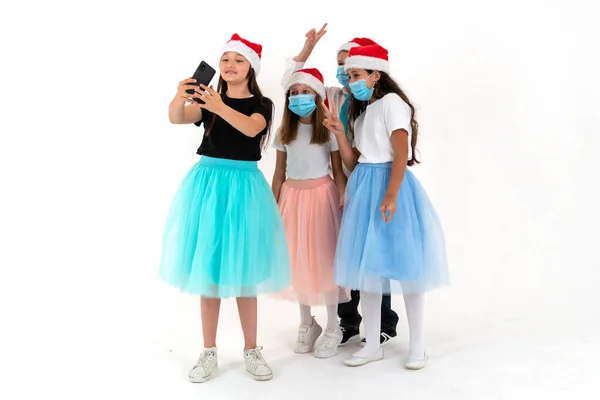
[281,24,328,88]
[272,150,287,202]
[217,107,267,138]
[169,78,203,124]
[380,130,409,222]
[294,23,327,62]
[387,130,409,194]
[194,85,268,138]
[330,150,347,208]
[336,134,359,172]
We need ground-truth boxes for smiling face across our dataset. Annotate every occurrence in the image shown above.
[219,51,251,83]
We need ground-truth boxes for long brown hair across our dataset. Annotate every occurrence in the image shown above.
[204,68,274,150]
[347,71,420,166]
[278,93,330,145]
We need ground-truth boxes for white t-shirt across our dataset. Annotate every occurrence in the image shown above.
[272,122,339,180]
[354,93,413,164]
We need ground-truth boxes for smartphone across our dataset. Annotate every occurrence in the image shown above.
[186,61,216,103]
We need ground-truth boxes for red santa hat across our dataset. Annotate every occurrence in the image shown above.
[344,44,391,74]
[284,68,327,102]
[222,33,262,74]
[336,37,379,56]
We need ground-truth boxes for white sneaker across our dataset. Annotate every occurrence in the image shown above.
[314,328,343,358]
[294,317,323,354]
[189,347,218,383]
[243,346,273,381]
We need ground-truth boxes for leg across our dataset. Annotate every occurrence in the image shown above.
[352,292,382,358]
[337,290,362,329]
[361,280,398,346]
[190,297,221,383]
[201,297,221,348]
[299,304,312,326]
[380,278,399,335]
[337,290,361,345]
[404,292,425,360]
[326,304,340,331]
[236,297,257,350]
[237,297,273,380]
[381,294,399,335]
[295,303,322,354]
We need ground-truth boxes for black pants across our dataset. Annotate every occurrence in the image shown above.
[338,290,399,334]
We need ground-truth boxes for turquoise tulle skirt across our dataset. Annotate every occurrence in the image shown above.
[159,156,290,298]
[335,162,449,294]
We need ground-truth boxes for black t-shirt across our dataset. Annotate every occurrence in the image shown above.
[194,94,273,161]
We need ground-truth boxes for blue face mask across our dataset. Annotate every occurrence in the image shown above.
[349,74,374,101]
[288,94,316,117]
[336,66,350,87]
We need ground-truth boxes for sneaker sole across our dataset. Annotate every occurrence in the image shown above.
[189,366,218,383]
[252,373,273,381]
[338,334,360,347]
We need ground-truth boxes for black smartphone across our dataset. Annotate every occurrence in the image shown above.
[186,61,216,103]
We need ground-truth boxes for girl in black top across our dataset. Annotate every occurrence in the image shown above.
[160,33,290,383]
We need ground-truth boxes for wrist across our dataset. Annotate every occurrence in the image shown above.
[384,190,398,199]
[173,96,187,106]
[213,103,228,117]
[297,46,313,62]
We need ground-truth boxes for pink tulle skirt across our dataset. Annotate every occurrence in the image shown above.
[277,175,348,305]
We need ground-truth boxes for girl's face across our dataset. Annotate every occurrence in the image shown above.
[337,51,349,67]
[289,83,316,96]
[347,68,378,87]
[220,51,251,83]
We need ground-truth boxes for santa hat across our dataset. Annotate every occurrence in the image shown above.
[344,44,391,74]
[336,37,379,56]
[222,33,262,74]
[284,68,327,102]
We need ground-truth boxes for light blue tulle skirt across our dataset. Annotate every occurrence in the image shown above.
[159,156,290,298]
[335,162,449,294]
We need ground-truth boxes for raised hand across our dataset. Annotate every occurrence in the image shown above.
[304,23,328,50]
[321,98,345,137]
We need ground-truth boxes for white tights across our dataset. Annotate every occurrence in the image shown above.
[299,303,339,331]
[352,292,425,359]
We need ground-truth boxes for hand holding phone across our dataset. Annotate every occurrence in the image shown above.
[186,61,216,103]
[177,78,199,101]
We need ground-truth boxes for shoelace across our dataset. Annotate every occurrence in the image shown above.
[322,330,343,349]
[245,346,265,367]
[297,327,311,344]
[196,351,215,369]
[320,334,335,349]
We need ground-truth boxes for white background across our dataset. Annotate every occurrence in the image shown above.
[1,0,599,399]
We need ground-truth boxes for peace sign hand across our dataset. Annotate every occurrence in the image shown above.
[321,98,345,138]
[304,23,328,51]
